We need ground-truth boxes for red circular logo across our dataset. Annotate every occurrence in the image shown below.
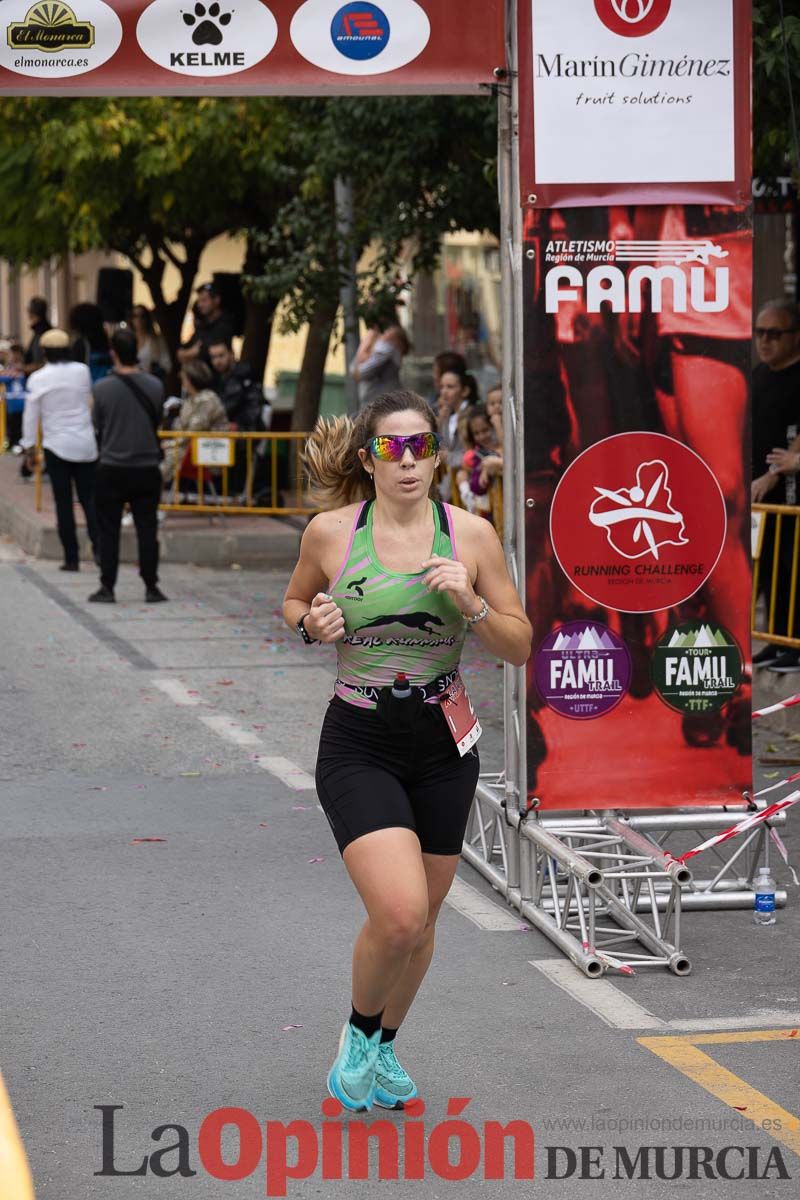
[594,0,672,37]
[549,433,726,614]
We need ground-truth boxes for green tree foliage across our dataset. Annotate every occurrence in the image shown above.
[753,1,800,179]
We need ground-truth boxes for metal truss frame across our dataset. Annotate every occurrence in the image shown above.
[463,777,788,978]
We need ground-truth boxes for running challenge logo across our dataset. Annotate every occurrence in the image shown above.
[136,0,278,76]
[549,433,727,613]
[290,0,430,76]
[594,0,672,37]
[544,239,730,315]
[0,0,121,77]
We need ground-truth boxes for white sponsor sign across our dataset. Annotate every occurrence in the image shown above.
[137,0,277,77]
[290,0,430,76]
[530,0,735,184]
[0,0,122,79]
[193,437,234,467]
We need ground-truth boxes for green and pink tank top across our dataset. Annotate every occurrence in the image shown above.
[329,499,467,709]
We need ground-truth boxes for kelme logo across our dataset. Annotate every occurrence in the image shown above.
[136,0,277,77]
[594,0,672,37]
[7,2,94,51]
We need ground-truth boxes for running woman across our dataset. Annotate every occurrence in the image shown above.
[283,390,531,1112]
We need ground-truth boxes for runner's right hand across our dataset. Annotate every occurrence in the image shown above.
[305,593,346,643]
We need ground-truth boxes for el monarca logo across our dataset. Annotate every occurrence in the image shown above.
[7,2,95,50]
[594,0,672,38]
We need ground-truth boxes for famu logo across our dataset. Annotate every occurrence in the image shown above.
[534,621,632,720]
[652,622,742,714]
[545,240,730,315]
[594,0,672,38]
[7,2,94,50]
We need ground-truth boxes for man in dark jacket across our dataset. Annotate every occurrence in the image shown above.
[208,341,270,431]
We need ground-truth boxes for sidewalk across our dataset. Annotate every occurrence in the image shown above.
[0,454,305,568]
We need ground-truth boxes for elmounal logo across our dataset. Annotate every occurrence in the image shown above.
[291,0,429,76]
[1,0,120,77]
[6,2,94,51]
[594,0,672,37]
[136,0,277,77]
[331,3,390,61]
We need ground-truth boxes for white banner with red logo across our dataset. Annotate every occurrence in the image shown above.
[0,0,505,94]
[518,0,751,206]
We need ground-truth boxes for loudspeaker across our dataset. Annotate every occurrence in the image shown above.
[212,272,245,337]
[96,268,134,324]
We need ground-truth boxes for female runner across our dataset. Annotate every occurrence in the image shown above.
[283,390,531,1112]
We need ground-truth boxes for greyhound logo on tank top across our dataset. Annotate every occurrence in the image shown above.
[329,499,467,708]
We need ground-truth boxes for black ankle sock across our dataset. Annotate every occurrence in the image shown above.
[349,1006,383,1038]
[380,1026,398,1045]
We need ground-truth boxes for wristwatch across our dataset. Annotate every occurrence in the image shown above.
[296,612,318,644]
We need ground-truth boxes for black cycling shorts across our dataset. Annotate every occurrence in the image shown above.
[315,695,480,857]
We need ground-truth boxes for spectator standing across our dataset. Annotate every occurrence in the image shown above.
[750,299,800,671]
[350,323,410,407]
[69,303,113,384]
[429,350,466,409]
[20,329,99,572]
[208,341,270,431]
[89,327,168,604]
[23,296,52,377]
[0,343,27,451]
[177,283,236,366]
[462,405,504,517]
[129,305,171,379]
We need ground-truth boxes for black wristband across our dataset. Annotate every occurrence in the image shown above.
[296,612,318,644]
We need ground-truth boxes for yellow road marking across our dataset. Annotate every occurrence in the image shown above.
[638,1029,800,1159]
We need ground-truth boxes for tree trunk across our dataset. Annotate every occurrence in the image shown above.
[241,235,278,383]
[129,237,205,394]
[292,294,338,433]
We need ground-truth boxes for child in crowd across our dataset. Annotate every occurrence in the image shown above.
[461,404,504,519]
[0,343,27,452]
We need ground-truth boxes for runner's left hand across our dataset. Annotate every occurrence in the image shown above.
[421,556,480,617]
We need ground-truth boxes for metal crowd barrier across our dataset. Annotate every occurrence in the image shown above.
[752,501,800,650]
[0,394,7,451]
[158,429,314,516]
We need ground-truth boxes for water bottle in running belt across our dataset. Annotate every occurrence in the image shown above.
[391,672,412,701]
[753,866,777,926]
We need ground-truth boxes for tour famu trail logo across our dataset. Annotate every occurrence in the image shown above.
[594,0,672,38]
[589,460,688,562]
[331,3,390,59]
[652,621,742,714]
[7,2,95,50]
[534,621,632,720]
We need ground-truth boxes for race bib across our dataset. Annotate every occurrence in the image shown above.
[439,673,482,756]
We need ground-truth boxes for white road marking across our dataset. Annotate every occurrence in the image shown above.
[445,876,527,931]
[200,715,262,746]
[532,960,800,1032]
[532,959,666,1028]
[256,757,316,791]
[152,679,201,707]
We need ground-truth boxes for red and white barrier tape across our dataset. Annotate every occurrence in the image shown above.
[670,792,800,863]
[752,693,800,720]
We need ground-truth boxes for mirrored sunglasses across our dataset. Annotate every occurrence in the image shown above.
[366,432,440,462]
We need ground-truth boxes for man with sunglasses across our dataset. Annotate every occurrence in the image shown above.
[751,299,800,670]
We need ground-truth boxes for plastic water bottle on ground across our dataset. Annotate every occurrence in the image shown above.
[753,866,776,926]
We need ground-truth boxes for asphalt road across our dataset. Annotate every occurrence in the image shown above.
[1,548,798,1199]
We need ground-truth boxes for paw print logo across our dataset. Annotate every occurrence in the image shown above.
[182,2,233,46]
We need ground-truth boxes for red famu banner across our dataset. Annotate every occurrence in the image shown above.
[523,203,752,808]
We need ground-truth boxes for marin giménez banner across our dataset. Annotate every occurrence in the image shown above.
[518,0,751,207]
[0,0,505,95]
[523,204,753,809]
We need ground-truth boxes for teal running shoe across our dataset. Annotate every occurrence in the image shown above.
[373,1041,418,1109]
[326,1023,382,1112]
